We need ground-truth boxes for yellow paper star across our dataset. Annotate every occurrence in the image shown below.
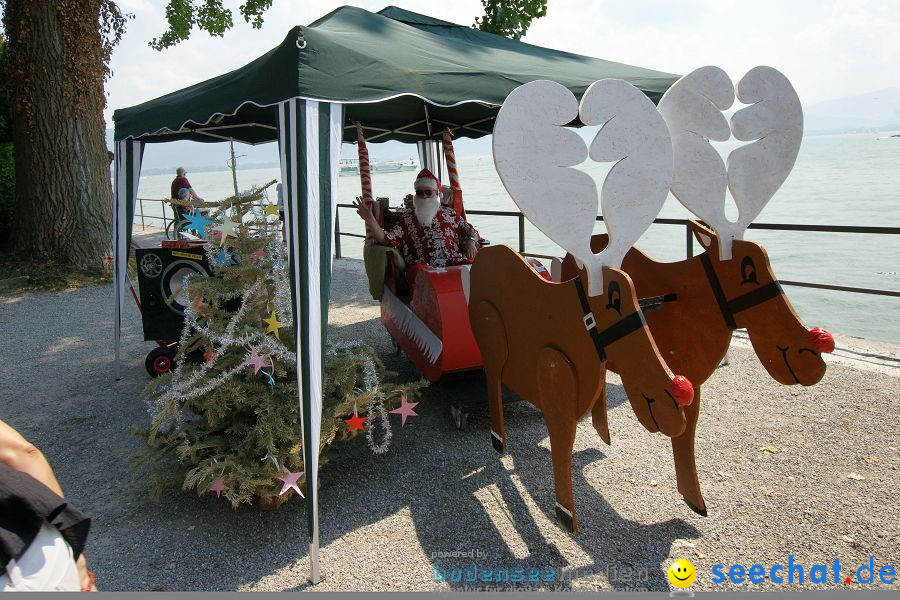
[265,203,280,216]
[264,310,284,340]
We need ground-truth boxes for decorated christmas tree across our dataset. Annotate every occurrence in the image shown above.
[134,182,424,509]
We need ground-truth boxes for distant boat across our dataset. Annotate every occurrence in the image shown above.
[338,158,360,176]
[373,158,418,173]
[339,157,418,176]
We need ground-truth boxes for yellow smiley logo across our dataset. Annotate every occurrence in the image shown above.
[667,558,696,588]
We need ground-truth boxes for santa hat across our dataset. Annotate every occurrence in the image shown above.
[414,168,440,191]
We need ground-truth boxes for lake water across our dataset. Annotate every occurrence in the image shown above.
[135,132,900,344]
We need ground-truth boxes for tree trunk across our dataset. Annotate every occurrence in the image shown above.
[4,0,112,272]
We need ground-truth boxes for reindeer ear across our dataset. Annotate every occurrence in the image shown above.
[493,80,596,277]
[689,220,717,250]
[659,67,736,258]
[727,66,803,233]
[580,78,673,296]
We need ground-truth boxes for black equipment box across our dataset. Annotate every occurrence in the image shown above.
[135,243,212,341]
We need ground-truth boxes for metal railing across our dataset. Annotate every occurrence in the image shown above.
[134,197,174,232]
[334,203,900,299]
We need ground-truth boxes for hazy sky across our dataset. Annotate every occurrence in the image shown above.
[107,0,900,123]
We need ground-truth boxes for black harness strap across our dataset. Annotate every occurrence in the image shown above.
[701,252,785,330]
[727,281,784,315]
[598,311,646,350]
[573,276,647,363]
[700,252,738,331]
[573,276,606,361]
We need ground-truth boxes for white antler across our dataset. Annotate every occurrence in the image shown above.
[727,66,803,245]
[659,65,803,259]
[493,79,673,296]
[493,80,596,283]
[579,79,673,295]
[658,66,736,257]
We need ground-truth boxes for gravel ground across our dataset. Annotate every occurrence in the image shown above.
[1,257,897,592]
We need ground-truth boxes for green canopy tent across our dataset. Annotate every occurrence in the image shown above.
[112,4,678,584]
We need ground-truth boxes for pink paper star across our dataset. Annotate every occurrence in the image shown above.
[276,470,305,497]
[248,348,268,374]
[209,478,228,498]
[389,394,419,427]
[251,248,267,261]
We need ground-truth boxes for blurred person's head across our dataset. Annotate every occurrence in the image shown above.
[176,167,186,177]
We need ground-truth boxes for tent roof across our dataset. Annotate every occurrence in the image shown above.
[113,5,679,145]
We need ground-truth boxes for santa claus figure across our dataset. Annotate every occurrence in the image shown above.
[355,168,480,268]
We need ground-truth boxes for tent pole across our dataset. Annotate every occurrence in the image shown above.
[309,531,320,584]
[113,142,122,381]
[278,98,340,587]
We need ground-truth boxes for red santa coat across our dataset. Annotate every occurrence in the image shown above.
[383,207,480,268]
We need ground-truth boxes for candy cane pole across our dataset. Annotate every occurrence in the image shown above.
[442,128,465,218]
[355,121,379,243]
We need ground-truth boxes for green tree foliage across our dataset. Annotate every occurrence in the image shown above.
[474,0,548,40]
[151,0,547,50]
[151,0,274,50]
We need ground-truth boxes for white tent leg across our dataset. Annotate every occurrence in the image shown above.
[277,98,342,586]
[113,139,143,380]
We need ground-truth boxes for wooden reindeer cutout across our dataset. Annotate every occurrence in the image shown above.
[562,66,835,515]
[470,80,694,533]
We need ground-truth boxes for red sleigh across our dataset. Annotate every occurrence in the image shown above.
[379,257,482,383]
[367,214,552,384]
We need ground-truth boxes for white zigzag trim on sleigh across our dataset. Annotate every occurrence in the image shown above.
[382,288,443,364]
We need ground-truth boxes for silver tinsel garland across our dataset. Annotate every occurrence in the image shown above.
[148,241,295,424]
[326,340,393,454]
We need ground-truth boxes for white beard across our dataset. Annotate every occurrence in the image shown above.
[413,196,441,226]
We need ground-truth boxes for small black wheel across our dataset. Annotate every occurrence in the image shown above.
[164,219,178,240]
[146,347,177,377]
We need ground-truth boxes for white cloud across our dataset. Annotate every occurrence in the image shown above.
[583,0,900,107]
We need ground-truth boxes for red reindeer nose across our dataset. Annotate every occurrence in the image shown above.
[671,375,694,407]
[809,327,835,353]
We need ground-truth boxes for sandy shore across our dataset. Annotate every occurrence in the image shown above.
[0,257,897,592]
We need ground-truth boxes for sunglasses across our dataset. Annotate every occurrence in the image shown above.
[415,189,436,198]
